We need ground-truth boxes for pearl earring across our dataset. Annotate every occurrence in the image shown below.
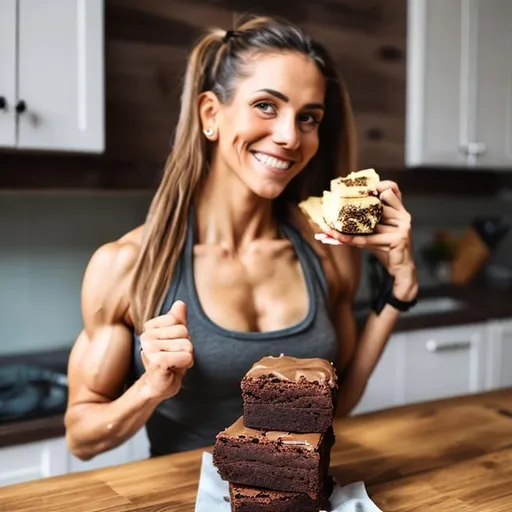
[203,127,215,137]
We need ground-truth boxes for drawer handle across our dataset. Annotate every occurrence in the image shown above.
[0,96,6,110]
[425,340,471,352]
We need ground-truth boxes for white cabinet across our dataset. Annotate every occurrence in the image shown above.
[0,437,68,487]
[352,333,406,415]
[0,0,105,153]
[0,429,150,487]
[0,0,17,148]
[473,1,512,168]
[406,0,512,168]
[401,324,487,403]
[353,321,499,415]
[69,428,150,473]
[486,320,512,389]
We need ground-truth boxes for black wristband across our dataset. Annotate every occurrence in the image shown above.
[370,260,418,315]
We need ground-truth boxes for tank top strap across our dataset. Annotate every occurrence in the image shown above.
[159,208,195,313]
[280,221,329,299]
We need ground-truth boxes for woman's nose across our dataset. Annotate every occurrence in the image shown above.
[272,114,300,150]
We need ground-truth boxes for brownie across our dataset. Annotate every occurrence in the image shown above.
[241,355,338,433]
[229,477,333,511]
[213,416,334,499]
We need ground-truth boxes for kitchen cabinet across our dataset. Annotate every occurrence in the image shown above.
[69,427,149,473]
[351,333,407,415]
[0,428,149,487]
[354,322,491,414]
[401,323,487,403]
[0,0,105,153]
[486,320,512,389]
[0,1,17,148]
[0,437,68,487]
[406,0,512,168]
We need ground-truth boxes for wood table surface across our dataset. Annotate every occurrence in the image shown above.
[1,389,512,512]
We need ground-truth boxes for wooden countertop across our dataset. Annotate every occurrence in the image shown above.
[1,389,512,511]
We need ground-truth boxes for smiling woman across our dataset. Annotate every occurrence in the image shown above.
[198,51,327,199]
[64,15,417,460]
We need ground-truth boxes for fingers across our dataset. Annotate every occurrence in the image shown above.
[168,300,187,325]
[374,180,402,202]
[143,300,188,331]
[141,349,194,372]
[140,299,194,374]
[143,324,189,342]
[140,334,193,354]
[379,188,406,213]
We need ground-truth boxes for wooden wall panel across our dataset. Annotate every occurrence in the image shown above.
[104,0,407,169]
[0,0,407,187]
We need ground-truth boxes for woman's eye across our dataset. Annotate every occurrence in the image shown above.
[299,113,320,125]
[255,102,275,114]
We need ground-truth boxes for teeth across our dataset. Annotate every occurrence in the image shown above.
[253,152,292,170]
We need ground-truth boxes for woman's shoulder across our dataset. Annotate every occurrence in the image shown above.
[88,226,144,276]
[82,225,145,325]
[288,204,361,302]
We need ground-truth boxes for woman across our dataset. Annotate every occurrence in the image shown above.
[64,15,417,460]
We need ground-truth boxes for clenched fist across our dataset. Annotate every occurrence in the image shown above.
[139,300,194,401]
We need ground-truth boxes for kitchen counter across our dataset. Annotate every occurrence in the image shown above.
[1,389,512,511]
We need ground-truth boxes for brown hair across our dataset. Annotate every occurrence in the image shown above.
[130,15,358,333]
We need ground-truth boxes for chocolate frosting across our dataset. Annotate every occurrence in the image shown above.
[245,355,337,388]
[220,416,320,450]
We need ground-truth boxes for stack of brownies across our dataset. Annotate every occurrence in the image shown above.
[213,354,338,512]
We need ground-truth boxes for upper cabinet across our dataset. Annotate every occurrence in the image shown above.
[0,0,105,154]
[406,0,512,168]
[0,0,17,148]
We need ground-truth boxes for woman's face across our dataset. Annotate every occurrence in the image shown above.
[211,51,326,199]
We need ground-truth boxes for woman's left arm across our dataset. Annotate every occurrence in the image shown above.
[316,181,418,416]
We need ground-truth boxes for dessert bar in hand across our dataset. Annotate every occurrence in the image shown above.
[213,416,334,499]
[229,477,333,512]
[298,168,383,235]
[241,355,338,433]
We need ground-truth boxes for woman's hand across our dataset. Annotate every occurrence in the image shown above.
[315,180,418,300]
[139,300,194,402]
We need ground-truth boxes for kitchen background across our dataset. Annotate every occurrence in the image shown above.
[1,189,511,355]
[1,0,512,487]
[1,0,511,355]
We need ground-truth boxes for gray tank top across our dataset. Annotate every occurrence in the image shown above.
[132,211,338,455]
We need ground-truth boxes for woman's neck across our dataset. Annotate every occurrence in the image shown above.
[195,167,278,252]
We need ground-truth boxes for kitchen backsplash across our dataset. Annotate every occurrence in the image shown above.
[1,186,511,355]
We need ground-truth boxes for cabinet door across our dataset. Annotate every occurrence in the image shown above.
[0,0,17,147]
[352,334,406,415]
[406,0,467,166]
[17,0,104,153]
[473,0,512,168]
[486,320,512,389]
[402,324,487,404]
[0,437,68,487]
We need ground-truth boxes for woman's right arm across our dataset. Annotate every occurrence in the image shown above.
[64,238,193,461]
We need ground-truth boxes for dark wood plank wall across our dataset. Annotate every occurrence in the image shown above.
[1,0,510,194]
[0,0,408,189]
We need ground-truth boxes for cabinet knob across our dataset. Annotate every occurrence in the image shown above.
[0,96,6,110]
[459,142,487,158]
[15,100,27,114]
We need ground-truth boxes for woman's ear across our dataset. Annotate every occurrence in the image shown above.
[198,91,220,141]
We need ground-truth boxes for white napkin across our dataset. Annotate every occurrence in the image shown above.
[195,452,383,512]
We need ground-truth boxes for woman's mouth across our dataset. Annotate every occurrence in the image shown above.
[251,151,293,171]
